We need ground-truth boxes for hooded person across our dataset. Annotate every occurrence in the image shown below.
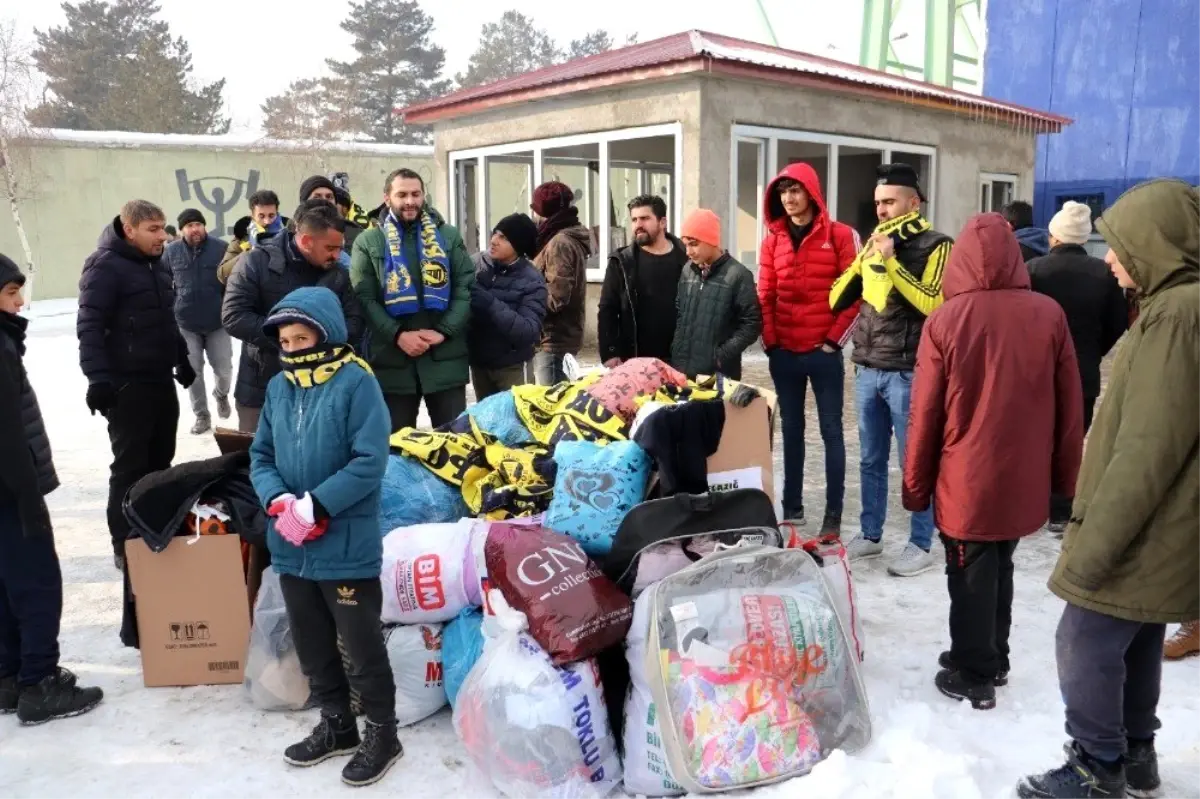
[902,212,1084,712]
[1001,201,1050,262]
[1018,180,1199,799]
[531,181,593,385]
[671,208,761,380]
[757,162,861,534]
[248,286,400,787]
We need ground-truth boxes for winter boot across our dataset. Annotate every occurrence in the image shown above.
[938,650,1008,687]
[1125,738,1160,798]
[934,668,996,710]
[1047,521,1068,537]
[215,392,232,420]
[1163,621,1199,661]
[190,415,212,435]
[0,674,17,713]
[1017,741,1126,798]
[820,510,842,538]
[283,714,360,767]
[16,668,103,725]
[341,720,404,787]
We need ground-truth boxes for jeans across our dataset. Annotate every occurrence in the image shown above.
[384,388,467,432]
[0,494,63,685]
[855,366,934,549]
[1050,392,1098,524]
[1057,604,1164,762]
[107,382,179,556]
[532,351,567,386]
[942,535,1018,683]
[768,348,846,519]
[180,328,233,420]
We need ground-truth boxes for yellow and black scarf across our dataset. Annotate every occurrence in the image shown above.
[857,211,931,312]
[280,345,372,389]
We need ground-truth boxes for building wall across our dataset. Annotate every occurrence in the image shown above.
[0,136,433,300]
[984,0,1199,225]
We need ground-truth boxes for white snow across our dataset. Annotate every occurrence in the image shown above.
[1,308,1197,798]
[25,128,434,157]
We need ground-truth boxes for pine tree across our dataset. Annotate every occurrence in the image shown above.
[456,11,562,89]
[261,78,364,142]
[326,0,451,145]
[26,0,228,134]
[567,31,614,60]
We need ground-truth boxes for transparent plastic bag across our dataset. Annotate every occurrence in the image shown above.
[244,570,310,711]
[623,590,684,797]
[453,593,621,799]
[646,546,872,793]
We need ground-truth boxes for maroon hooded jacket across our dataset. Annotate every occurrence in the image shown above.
[757,163,861,353]
[902,213,1085,542]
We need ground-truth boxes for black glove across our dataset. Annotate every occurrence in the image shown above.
[175,360,197,389]
[86,382,116,417]
[728,383,761,409]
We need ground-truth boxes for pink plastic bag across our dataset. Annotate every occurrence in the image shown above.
[584,358,688,423]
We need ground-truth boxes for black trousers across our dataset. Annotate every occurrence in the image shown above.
[0,493,63,685]
[107,382,179,556]
[1057,603,1164,763]
[279,574,395,725]
[1050,392,1097,524]
[942,534,1018,683]
[384,387,466,433]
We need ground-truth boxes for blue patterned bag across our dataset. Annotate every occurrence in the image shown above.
[544,440,651,556]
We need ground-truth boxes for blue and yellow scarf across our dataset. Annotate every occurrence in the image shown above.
[382,209,451,318]
[252,216,285,246]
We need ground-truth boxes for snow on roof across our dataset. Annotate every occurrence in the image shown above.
[24,128,434,156]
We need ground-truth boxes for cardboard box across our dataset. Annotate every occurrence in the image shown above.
[126,534,252,687]
[706,396,775,505]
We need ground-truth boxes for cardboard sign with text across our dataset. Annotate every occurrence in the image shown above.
[126,534,251,687]
[706,396,775,505]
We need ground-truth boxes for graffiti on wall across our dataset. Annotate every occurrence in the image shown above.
[175,169,261,237]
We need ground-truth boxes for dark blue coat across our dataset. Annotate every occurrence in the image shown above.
[77,218,186,386]
[249,287,389,581]
[165,234,228,333]
[467,253,547,370]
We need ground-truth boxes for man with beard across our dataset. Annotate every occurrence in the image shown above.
[598,195,687,369]
[165,208,232,435]
[350,168,473,431]
[222,201,364,433]
[530,181,592,385]
[77,200,196,570]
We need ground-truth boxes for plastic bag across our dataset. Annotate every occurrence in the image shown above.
[384,623,448,727]
[464,391,537,448]
[244,570,311,711]
[544,440,650,557]
[443,607,485,710]
[381,520,474,624]
[380,453,470,534]
[623,589,683,796]
[453,594,621,798]
[485,521,632,665]
[783,529,866,662]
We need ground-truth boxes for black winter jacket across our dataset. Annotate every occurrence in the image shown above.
[1028,243,1128,398]
[468,253,547,370]
[77,218,188,387]
[0,311,57,537]
[598,235,687,363]
[165,234,228,333]
[222,233,364,408]
[671,254,762,380]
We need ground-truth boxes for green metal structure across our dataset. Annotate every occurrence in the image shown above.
[860,0,984,90]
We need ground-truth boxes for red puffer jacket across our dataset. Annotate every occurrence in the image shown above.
[757,163,861,352]
[902,213,1085,542]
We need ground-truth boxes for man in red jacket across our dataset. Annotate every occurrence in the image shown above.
[758,163,860,534]
[903,213,1084,710]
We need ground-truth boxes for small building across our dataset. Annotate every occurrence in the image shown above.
[402,30,1068,313]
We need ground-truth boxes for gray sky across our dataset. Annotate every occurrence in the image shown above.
[8,0,924,134]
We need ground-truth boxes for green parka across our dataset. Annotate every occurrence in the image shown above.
[1049,179,1199,624]
[670,253,762,380]
[349,207,474,396]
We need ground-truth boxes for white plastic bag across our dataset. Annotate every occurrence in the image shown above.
[384,623,448,727]
[381,520,474,624]
[782,529,866,662]
[453,592,621,799]
[623,589,684,796]
[244,570,311,711]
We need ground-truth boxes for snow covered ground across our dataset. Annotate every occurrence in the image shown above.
[2,301,1198,798]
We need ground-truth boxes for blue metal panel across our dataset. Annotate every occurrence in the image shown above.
[984,0,1199,226]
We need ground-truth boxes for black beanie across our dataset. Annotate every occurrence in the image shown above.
[0,253,25,290]
[299,175,337,203]
[177,208,206,228]
[493,213,538,259]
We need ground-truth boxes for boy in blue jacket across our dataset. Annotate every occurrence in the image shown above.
[248,286,399,787]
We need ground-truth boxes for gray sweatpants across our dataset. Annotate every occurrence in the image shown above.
[1057,603,1165,762]
[180,328,233,420]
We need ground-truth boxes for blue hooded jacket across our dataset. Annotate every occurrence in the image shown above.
[249,286,390,581]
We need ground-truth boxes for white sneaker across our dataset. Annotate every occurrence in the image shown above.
[887,542,937,577]
[844,534,884,561]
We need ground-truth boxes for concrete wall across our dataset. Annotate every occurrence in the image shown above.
[0,135,434,300]
[984,0,1199,225]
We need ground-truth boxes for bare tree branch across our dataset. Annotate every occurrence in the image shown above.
[0,20,40,303]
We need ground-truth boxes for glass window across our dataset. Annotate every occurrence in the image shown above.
[979,174,1018,213]
[486,152,533,231]
[776,140,831,200]
[735,139,765,273]
[837,145,884,240]
[453,158,480,254]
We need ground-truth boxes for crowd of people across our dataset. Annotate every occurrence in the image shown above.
[0,157,1194,797]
